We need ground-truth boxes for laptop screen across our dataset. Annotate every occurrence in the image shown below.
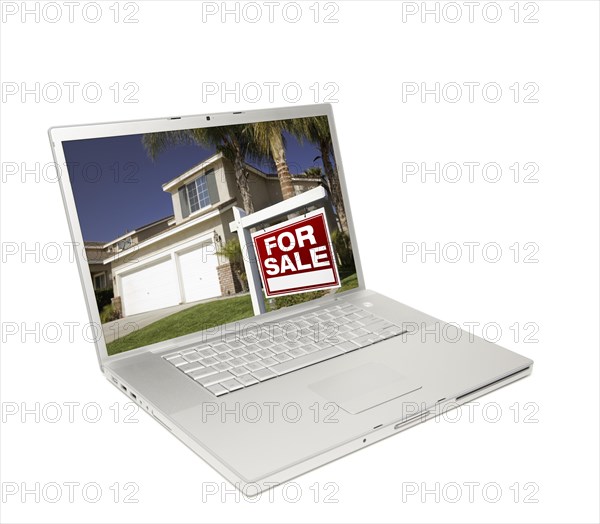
[63,115,359,355]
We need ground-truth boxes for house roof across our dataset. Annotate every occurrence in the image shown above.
[161,151,320,193]
[162,152,225,193]
[102,215,173,249]
[104,200,236,266]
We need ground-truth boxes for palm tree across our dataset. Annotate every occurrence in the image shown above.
[248,121,295,201]
[142,125,256,214]
[289,116,348,232]
[303,166,324,179]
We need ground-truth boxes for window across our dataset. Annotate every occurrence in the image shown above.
[186,175,211,213]
[94,273,106,289]
[178,169,218,219]
[117,237,133,251]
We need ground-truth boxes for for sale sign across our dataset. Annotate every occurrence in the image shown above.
[251,208,341,298]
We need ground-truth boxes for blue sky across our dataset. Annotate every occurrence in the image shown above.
[64,127,328,242]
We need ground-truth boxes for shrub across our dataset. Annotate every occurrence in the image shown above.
[272,290,327,310]
[100,303,120,323]
[331,229,354,270]
[217,237,248,292]
[94,288,114,311]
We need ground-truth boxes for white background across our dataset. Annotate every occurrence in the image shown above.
[1,1,598,523]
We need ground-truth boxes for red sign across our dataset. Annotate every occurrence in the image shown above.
[251,208,340,298]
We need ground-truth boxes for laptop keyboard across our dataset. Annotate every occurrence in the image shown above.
[161,302,406,397]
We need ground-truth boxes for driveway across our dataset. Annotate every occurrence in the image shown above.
[102,294,248,344]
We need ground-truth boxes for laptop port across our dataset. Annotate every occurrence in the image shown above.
[130,392,137,399]
[121,385,127,392]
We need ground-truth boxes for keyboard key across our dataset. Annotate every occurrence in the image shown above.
[229,357,246,368]
[337,340,360,352]
[380,326,405,338]
[288,347,307,358]
[196,371,235,387]
[313,340,333,350]
[231,348,247,358]
[242,353,260,363]
[207,384,228,397]
[340,304,360,312]
[244,344,261,354]
[237,374,258,387]
[245,361,264,372]
[198,348,216,358]
[212,343,230,354]
[182,352,202,362]
[353,333,379,346]
[213,361,232,372]
[357,315,378,326]
[215,353,233,362]
[271,347,343,376]
[163,352,181,360]
[169,357,187,367]
[260,357,278,368]
[257,348,275,359]
[252,368,277,382]
[231,366,250,376]
[200,357,219,367]
[226,341,244,350]
[179,362,205,373]
[221,378,244,392]
[303,344,319,353]
[270,344,288,355]
[190,367,216,380]
[274,352,293,363]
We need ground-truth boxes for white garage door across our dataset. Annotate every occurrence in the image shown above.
[178,243,221,303]
[120,258,179,316]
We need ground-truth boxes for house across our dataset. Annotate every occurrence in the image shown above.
[95,153,321,318]
[85,242,112,290]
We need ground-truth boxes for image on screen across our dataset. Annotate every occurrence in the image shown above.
[63,116,358,355]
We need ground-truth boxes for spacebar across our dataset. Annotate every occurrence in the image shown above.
[270,347,343,375]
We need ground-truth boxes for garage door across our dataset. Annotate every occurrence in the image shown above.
[178,243,221,303]
[120,258,179,316]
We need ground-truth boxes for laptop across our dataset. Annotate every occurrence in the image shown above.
[49,104,533,495]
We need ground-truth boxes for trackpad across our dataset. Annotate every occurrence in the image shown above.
[309,363,422,414]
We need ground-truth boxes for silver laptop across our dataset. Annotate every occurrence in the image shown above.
[49,104,533,495]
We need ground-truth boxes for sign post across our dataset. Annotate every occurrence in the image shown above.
[229,186,335,315]
[232,206,267,315]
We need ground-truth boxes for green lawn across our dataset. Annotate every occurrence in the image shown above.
[106,272,358,355]
[337,272,358,293]
[106,295,254,355]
